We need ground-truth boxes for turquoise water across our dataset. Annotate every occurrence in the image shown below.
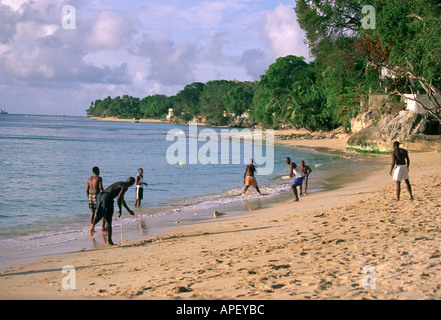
[0,114,356,261]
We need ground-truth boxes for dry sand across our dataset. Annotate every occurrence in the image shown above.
[1,133,441,300]
[87,116,164,123]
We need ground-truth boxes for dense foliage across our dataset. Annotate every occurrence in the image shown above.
[87,0,440,129]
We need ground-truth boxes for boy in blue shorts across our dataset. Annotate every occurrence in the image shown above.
[286,157,305,202]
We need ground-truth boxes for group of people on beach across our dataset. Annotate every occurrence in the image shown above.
[86,158,313,245]
[242,157,312,202]
[86,141,413,245]
[86,167,147,245]
[244,140,414,202]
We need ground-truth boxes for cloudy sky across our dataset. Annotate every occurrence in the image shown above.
[0,0,311,116]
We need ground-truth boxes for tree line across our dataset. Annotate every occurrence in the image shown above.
[87,0,441,130]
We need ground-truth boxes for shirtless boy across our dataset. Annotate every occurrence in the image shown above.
[300,160,312,196]
[86,166,103,225]
[390,141,413,201]
[243,159,261,195]
[89,177,135,245]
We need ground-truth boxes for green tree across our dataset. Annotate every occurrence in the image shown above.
[172,82,205,120]
[140,95,170,119]
[222,81,256,117]
[199,80,236,124]
[295,0,363,58]
[283,78,328,130]
[319,37,372,128]
[252,55,325,128]
[294,1,382,128]
[253,55,309,125]
[358,0,441,121]
[87,96,113,117]
[296,0,441,124]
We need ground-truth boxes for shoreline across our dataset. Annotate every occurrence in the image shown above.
[87,116,164,123]
[87,116,352,153]
[0,138,355,272]
[0,128,352,272]
[2,133,441,299]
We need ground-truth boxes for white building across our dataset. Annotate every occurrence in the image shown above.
[166,108,173,120]
[403,94,440,114]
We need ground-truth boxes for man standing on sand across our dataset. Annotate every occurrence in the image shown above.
[243,159,261,195]
[300,160,312,196]
[286,157,305,202]
[86,166,103,225]
[390,141,413,201]
[89,177,136,245]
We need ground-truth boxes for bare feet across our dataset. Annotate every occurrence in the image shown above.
[89,224,95,236]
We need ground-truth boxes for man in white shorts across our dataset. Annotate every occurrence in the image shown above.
[390,141,413,201]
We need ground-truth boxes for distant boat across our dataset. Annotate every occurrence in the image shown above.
[0,109,7,115]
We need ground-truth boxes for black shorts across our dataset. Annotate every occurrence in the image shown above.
[136,187,143,200]
[94,192,114,224]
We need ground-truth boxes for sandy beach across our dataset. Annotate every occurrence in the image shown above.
[1,131,441,300]
[87,116,164,123]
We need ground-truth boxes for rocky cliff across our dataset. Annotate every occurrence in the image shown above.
[347,110,441,152]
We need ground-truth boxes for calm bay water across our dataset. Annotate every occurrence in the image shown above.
[0,114,366,266]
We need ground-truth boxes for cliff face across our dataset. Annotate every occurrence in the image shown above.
[345,93,441,153]
[348,110,440,152]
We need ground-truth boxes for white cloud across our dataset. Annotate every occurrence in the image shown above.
[262,4,311,61]
[203,32,234,65]
[37,64,56,78]
[239,48,271,79]
[0,2,132,85]
[1,0,27,12]
[85,11,133,51]
[0,3,19,43]
[181,0,249,32]
[136,33,197,86]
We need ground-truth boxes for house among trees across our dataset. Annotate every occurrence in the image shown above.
[166,108,173,120]
[403,94,441,115]
[192,115,206,124]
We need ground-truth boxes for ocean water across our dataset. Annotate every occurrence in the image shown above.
[0,114,370,268]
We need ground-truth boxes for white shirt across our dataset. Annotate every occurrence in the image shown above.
[136,175,144,188]
[293,166,305,178]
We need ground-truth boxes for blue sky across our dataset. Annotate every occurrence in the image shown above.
[0,0,311,115]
